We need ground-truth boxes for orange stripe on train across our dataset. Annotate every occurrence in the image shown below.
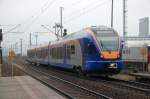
[101,51,119,59]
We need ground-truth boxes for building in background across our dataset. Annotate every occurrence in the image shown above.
[139,17,149,37]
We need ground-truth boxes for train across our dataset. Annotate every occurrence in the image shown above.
[27,26,123,76]
[122,44,150,73]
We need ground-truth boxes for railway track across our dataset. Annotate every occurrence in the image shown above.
[110,78,150,91]
[91,77,150,95]
[10,57,150,99]
[12,61,112,99]
[29,61,150,95]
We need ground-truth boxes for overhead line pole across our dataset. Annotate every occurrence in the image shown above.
[35,34,38,48]
[111,0,113,28]
[20,39,22,56]
[123,0,127,47]
[29,33,32,48]
[60,7,63,37]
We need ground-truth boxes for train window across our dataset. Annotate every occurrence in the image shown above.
[53,48,57,59]
[52,48,54,58]
[42,49,44,58]
[55,48,57,58]
[60,47,63,59]
[49,48,51,56]
[36,50,38,57]
[38,50,40,58]
[58,47,61,59]
[40,50,41,58]
[40,49,44,58]
[67,46,71,59]
[46,48,48,56]
[71,45,75,54]
[40,50,42,58]
[59,47,61,59]
[46,49,48,56]
[61,47,63,58]
[39,50,40,58]
[51,48,52,56]
[45,49,47,57]
[54,48,56,58]
[57,47,59,59]
[43,49,46,58]
[50,46,63,59]
[53,48,55,58]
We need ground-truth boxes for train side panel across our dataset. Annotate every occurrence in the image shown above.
[48,44,64,66]
[37,47,49,65]
[47,39,83,69]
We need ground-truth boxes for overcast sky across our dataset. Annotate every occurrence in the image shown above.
[0,0,150,52]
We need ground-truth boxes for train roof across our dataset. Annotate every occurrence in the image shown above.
[28,26,115,50]
[50,26,114,44]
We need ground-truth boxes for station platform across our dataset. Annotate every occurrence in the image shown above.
[0,76,66,99]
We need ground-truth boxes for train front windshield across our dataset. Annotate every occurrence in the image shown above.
[95,30,119,51]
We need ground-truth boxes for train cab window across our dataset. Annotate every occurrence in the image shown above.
[71,45,75,54]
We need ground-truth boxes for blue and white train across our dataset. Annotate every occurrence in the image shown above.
[27,26,123,75]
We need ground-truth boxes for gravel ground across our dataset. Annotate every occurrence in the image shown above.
[1,59,25,77]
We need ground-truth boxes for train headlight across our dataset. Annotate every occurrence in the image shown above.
[109,63,117,69]
[100,54,104,58]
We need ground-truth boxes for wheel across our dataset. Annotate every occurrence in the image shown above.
[104,75,109,78]
[36,62,40,66]
[75,66,85,77]
[85,73,91,78]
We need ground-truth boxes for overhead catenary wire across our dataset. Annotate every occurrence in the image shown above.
[63,0,110,25]
[63,0,104,20]
[3,0,112,53]
[23,0,59,32]
[21,0,56,25]
[1,0,56,47]
[48,0,88,24]
[3,24,22,35]
[47,0,108,34]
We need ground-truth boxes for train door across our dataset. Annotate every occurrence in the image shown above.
[63,44,67,65]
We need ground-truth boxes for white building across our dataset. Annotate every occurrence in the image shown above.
[139,17,149,37]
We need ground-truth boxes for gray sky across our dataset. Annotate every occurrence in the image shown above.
[0,0,150,52]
